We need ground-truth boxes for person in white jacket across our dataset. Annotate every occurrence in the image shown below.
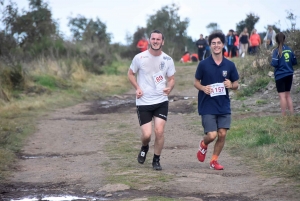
[264,25,276,49]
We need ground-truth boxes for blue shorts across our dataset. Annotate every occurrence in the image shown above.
[201,114,231,134]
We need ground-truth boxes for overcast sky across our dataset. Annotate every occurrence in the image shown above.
[10,0,300,44]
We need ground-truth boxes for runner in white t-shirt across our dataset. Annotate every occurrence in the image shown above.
[128,30,176,170]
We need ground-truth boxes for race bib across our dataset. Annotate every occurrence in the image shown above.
[210,83,226,97]
[153,71,166,86]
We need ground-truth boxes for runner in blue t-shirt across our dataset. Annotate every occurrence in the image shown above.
[194,32,239,170]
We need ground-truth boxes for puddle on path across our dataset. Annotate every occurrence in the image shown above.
[10,195,106,201]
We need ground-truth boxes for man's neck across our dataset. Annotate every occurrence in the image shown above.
[212,53,223,65]
[149,48,162,56]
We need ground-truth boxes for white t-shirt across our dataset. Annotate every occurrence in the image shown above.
[130,50,176,106]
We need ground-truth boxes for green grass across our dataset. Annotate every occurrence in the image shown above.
[227,115,300,179]
[236,77,271,98]
[0,60,132,181]
[256,99,268,105]
[33,75,60,89]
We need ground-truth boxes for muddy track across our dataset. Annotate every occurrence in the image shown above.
[1,65,299,201]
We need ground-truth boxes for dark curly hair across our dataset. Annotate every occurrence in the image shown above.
[208,32,225,45]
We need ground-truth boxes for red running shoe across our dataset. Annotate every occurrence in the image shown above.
[197,140,207,162]
[210,160,224,170]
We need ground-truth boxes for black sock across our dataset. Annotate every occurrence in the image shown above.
[142,144,149,152]
[153,154,160,161]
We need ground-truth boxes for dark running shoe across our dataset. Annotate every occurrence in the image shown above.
[137,146,148,164]
[152,159,162,170]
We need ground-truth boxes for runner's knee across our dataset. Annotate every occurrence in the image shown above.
[154,128,164,138]
[217,130,227,138]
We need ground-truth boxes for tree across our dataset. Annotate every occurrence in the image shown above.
[146,3,189,58]
[2,0,57,47]
[206,22,221,34]
[68,15,111,43]
[236,13,260,34]
[286,10,297,30]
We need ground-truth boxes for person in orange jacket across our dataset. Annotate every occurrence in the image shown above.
[249,29,261,54]
[180,52,199,63]
[180,51,191,63]
[136,37,149,52]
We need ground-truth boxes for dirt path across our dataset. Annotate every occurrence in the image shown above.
[1,65,299,201]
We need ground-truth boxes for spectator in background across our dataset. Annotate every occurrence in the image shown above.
[136,37,149,52]
[271,32,297,116]
[249,29,261,54]
[264,25,276,49]
[226,29,235,58]
[191,53,199,62]
[239,27,250,57]
[180,51,191,63]
[196,34,208,62]
[233,31,239,57]
[204,36,211,58]
[180,52,199,63]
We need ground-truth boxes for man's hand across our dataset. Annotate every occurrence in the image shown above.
[136,88,143,99]
[163,87,172,96]
[224,79,232,89]
[203,85,212,95]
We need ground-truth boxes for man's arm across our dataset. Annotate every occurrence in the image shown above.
[128,68,143,98]
[163,75,175,96]
[224,79,239,90]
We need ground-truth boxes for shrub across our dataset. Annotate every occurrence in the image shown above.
[237,77,271,98]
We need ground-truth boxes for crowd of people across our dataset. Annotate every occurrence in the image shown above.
[177,25,278,62]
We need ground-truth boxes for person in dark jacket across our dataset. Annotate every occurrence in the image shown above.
[196,34,208,61]
[226,29,236,58]
[271,32,297,116]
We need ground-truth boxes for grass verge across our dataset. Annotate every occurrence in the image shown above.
[0,60,131,180]
[227,115,300,180]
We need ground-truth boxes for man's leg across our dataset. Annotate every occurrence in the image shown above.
[136,105,153,164]
[203,131,217,145]
[198,51,201,62]
[210,114,230,170]
[212,128,227,157]
[209,128,227,170]
[197,115,217,162]
[153,117,166,155]
[137,122,152,164]
[140,122,152,146]
[152,101,168,170]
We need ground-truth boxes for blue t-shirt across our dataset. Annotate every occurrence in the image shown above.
[271,45,297,80]
[195,55,239,115]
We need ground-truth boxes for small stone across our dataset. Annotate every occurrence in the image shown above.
[87,190,94,194]
[95,191,106,196]
[173,97,179,101]
[268,71,274,77]
[105,193,113,197]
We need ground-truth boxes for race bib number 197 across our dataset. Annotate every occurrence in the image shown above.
[210,83,226,97]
